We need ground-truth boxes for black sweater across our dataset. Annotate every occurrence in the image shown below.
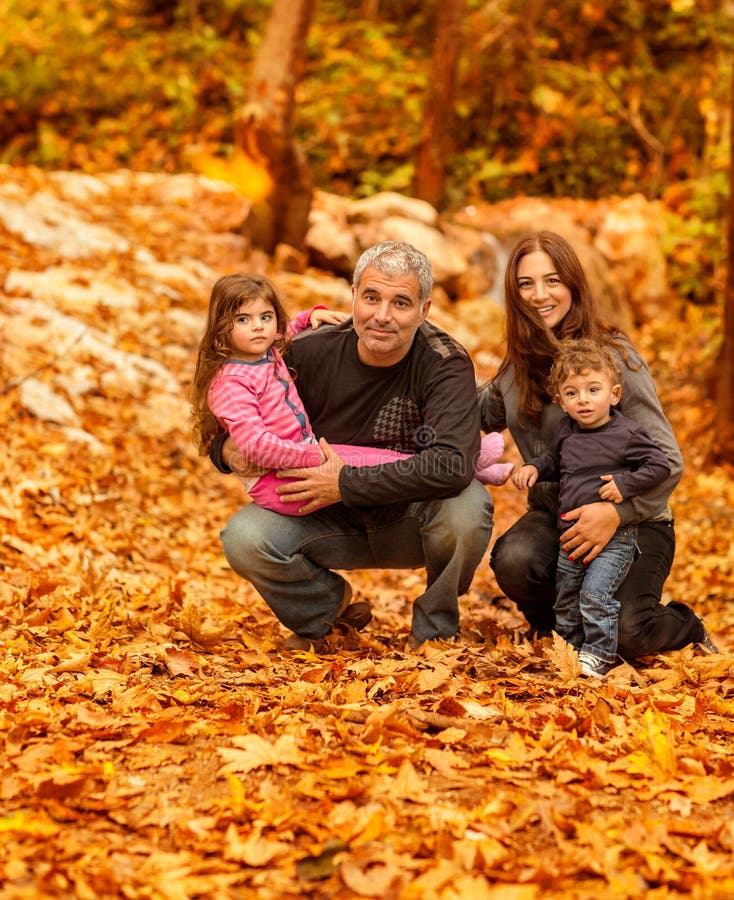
[211,318,481,508]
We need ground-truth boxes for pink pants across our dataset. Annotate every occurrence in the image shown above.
[247,444,410,516]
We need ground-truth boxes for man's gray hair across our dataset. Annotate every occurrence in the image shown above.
[352,241,433,306]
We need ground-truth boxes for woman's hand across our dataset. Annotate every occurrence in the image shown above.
[309,308,350,328]
[560,501,621,564]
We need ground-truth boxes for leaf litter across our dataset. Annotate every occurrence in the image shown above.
[1,168,733,899]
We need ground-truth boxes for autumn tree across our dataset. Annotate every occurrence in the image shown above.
[715,62,734,460]
[234,0,315,254]
[413,0,465,210]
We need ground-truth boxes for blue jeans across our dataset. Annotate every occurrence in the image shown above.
[490,509,704,657]
[555,526,637,667]
[221,480,493,642]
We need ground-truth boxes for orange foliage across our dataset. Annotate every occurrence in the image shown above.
[0,169,732,899]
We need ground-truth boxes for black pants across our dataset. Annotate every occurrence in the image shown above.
[490,510,703,657]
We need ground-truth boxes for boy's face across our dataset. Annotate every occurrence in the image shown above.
[558,366,622,430]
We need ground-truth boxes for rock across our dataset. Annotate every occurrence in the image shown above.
[134,258,215,296]
[7,299,181,396]
[5,266,140,311]
[48,171,112,203]
[19,378,80,426]
[440,223,507,302]
[58,426,108,454]
[348,191,438,227]
[273,243,308,274]
[276,272,352,312]
[0,190,130,258]
[55,365,99,398]
[134,391,189,438]
[375,217,467,290]
[305,208,359,276]
[594,195,669,324]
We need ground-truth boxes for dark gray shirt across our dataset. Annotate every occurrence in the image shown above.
[526,409,671,528]
[289,319,481,507]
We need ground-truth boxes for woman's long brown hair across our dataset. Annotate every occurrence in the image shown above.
[499,231,624,424]
[190,274,288,455]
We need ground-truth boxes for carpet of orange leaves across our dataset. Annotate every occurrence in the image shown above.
[1,170,733,900]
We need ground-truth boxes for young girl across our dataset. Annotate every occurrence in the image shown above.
[192,274,511,517]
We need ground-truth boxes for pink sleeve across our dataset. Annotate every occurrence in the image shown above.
[208,377,323,470]
[285,306,327,339]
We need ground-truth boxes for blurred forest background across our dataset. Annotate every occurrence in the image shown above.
[3,3,734,897]
[2,0,731,303]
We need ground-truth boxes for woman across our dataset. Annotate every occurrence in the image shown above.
[480,231,715,657]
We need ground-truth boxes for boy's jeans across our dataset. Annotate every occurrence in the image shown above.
[554,525,638,667]
[490,512,702,656]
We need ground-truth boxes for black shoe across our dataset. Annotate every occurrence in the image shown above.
[697,627,720,654]
[283,600,373,652]
[335,600,373,631]
[695,615,720,654]
[283,633,326,652]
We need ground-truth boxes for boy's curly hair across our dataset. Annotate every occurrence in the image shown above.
[548,338,622,401]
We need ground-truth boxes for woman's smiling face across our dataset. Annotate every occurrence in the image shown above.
[516,250,573,330]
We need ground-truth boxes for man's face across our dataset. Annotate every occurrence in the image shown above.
[351,265,430,367]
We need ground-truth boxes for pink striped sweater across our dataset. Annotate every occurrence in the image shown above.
[208,308,324,471]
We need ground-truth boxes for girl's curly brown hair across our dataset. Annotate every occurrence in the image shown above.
[190,274,288,455]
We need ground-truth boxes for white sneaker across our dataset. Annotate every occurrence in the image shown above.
[578,652,612,679]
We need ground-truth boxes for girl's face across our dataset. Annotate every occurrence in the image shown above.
[229,297,278,361]
[516,250,573,330]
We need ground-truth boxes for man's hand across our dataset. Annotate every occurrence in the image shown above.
[560,501,621,564]
[222,436,270,478]
[599,474,623,503]
[276,439,345,513]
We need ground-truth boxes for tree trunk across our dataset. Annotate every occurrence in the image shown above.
[413,0,465,210]
[235,0,315,253]
[715,61,734,460]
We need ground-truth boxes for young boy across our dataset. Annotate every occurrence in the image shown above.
[513,339,672,678]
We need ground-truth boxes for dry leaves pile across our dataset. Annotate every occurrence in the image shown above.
[1,168,733,899]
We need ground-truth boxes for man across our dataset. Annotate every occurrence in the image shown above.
[210,241,493,650]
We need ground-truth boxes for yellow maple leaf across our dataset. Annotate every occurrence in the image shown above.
[0,810,60,837]
[190,149,272,202]
[543,631,581,680]
[625,707,677,780]
[217,733,305,775]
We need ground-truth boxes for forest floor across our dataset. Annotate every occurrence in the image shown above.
[1,168,733,900]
